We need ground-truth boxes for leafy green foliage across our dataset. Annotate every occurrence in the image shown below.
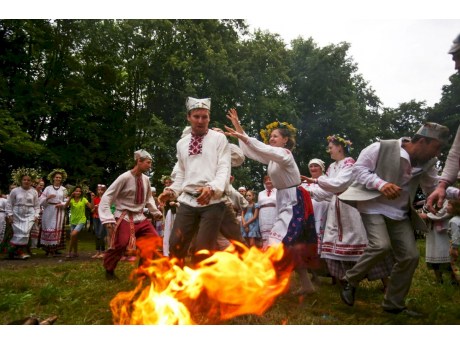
[0,19,457,191]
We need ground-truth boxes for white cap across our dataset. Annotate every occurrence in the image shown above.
[186,97,211,112]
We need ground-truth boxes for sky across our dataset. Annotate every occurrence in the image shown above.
[247,19,460,108]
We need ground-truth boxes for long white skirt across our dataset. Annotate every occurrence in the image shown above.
[40,205,66,246]
[10,206,36,246]
[267,187,297,247]
[162,209,175,256]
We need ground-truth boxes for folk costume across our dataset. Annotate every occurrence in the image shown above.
[257,187,277,250]
[238,135,319,270]
[424,200,452,273]
[39,170,68,254]
[168,126,231,261]
[340,134,442,311]
[99,153,162,273]
[6,186,40,251]
[317,154,393,282]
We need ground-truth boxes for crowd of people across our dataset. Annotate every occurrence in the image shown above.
[1,32,460,318]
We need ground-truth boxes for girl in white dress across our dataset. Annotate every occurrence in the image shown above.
[225,109,320,295]
[6,168,40,259]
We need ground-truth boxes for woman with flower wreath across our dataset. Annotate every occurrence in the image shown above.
[5,169,40,259]
[39,168,69,257]
[225,108,320,295]
[5,168,41,259]
[303,135,392,290]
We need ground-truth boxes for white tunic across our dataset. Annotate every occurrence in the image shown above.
[169,129,231,207]
[239,136,301,246]
[99,171,161,224]
[7,187,40,245]
[257,188,278,232]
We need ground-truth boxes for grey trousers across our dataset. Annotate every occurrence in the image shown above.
[169,202,225,262]
[345,213,419,310]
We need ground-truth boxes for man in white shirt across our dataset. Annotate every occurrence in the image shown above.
[339,123,450,316]
[99,149,162,280]
[158,97,231,266]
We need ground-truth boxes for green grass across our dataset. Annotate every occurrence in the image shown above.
[1,231,459,325]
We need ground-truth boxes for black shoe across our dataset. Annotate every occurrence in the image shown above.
[340,281,356,306]
[105,270,118,281]
[384,308,423,317]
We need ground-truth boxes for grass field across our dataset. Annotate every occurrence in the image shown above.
[1,229,459,325]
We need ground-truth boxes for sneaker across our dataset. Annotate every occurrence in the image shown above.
[19,254,31,260]
[97,253,105,259]
[91,253,100,259]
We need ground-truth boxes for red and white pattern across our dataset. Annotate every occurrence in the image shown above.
[188,133,206,156]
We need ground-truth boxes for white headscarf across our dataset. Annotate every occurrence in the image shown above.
[308,158,326,172]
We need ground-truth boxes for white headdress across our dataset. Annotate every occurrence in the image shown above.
[308,158,326,172]
[186,97,211,112]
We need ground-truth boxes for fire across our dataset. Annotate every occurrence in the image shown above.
[110,241,293,325]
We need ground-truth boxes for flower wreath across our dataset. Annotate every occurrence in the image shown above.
[47,168,68,183]
[326,134,353,153]
[160,175,173,184]
[11,167,41,186]
[260,121,297,144]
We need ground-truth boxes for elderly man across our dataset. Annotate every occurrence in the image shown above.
[426,33,460,212]
[158,97,231,265]
[339,123,450,316]
[99,149,162,280]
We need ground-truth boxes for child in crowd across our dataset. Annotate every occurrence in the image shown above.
[448,199,460,284]
[65,186,94,258]
[90,184,107,259]
[420,200,452,284]
[240,190,261,247]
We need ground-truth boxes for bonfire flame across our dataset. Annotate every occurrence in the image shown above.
[110,241,293,325]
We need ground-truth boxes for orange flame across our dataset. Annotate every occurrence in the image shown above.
[110,241,293,325]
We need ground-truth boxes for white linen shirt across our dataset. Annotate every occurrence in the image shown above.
[354,139,439,220]
[99,171,160,224]
[169,129,231,207]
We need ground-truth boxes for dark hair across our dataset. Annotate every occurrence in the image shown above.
[71,185,83,198]
[448,199,460,216]
[273,128,296,151]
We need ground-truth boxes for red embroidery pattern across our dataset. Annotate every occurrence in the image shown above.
[188,133,205,156]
